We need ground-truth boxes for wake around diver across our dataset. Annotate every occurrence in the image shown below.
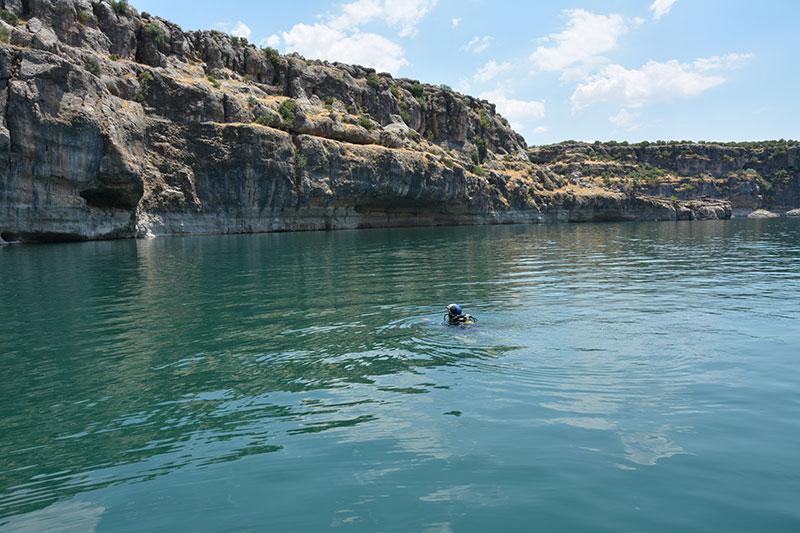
[446,303,477,326]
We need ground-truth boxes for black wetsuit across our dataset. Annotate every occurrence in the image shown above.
[447,313,476,326]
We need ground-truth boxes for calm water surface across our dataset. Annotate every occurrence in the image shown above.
[1,220,799,532]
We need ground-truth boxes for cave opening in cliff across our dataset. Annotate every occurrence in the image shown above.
[79,188,135,210]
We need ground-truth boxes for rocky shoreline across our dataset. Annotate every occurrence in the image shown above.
[0,1,796,243]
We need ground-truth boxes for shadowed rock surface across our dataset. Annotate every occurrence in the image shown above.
[0,1,793,242]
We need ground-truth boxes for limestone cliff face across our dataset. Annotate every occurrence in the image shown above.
[530,142,800,211]
[0,1,736,243]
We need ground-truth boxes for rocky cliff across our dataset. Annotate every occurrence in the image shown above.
[0,1,763,243]
[529,141,800,213]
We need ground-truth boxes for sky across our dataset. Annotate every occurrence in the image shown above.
[131,0,799,145]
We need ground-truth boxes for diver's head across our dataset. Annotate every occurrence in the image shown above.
[447,303,462,317]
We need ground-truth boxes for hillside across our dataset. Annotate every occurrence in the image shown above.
[0,1,795,242]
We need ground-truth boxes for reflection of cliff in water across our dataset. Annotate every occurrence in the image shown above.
[3,219,799,519]
[0,226,529,517]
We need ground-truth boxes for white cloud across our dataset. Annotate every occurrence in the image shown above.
[473,60,513,83]
[693,52,753,71]
[609,108,640,130]
[231,21,252,40]
[456,77,471,93]
[330,0,386,30]
[530,9,628,73]
[452,17,461,28]
[280,23,408,73]
[261,34,281,48]
[650,0,677,20]
[533,126,549,134]
[215,21,252,40]
[373,0,439,37]
[329,0,438,37]
[570,53,752,111]
[464,36,493,54]
[479,88,546,131]
[267,0,438,73]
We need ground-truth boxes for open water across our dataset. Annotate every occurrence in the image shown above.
[1,219,799,531]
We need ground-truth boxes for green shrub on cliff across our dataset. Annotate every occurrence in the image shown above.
[206,74,221,88]
[144,22,167,48]
[77,9,92,25]
[628,165,667,184]
[407,83,427,109]
[261,46,280,63]
[140,70,154,84]
[479,110,491,130]
[358,114,375,131]
[399,106,412,126]
[135,70,154,102]
[84,56,101,77]
[254,115,277,127]
[0,26,10,44]
[0,9,18,25]
[278,99,297,129]
[366,72,381,89]
[111,0,128,16]
[474,138,487,164]
[773,169,791,184]
[295,153,307,174]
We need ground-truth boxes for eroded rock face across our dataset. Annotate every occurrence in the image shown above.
[1,43,144,241]
[530,142,800,210]
[0,0,738,242]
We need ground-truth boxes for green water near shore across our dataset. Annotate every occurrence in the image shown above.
[1,219,799,531]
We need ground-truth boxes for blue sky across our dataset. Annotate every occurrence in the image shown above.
[132,0,799,144]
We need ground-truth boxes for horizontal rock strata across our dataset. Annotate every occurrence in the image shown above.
[2,1,790,243]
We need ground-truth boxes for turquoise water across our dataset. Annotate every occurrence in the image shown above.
[1,220,799,531]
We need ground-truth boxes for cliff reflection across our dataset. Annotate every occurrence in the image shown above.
[1,225,529,516]
[2,218,798,520]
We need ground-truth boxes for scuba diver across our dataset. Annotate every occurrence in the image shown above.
[446,303,477,326]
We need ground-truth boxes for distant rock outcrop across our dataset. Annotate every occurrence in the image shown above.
[0,1,769,242]
[747,209,780,219]
[529,141,799,213]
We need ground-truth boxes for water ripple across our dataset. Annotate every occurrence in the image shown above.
[2,219,800,530]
